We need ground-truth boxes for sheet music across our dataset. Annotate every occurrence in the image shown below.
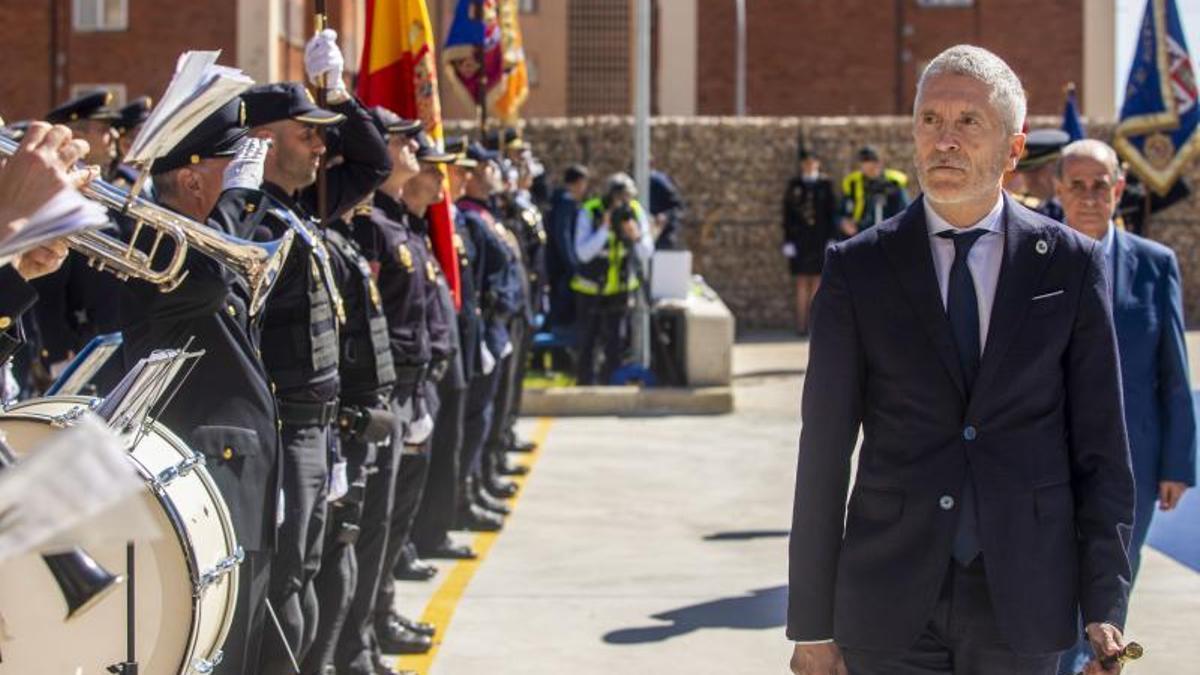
[0,188,109,268]
[125,50,255,165]
[0,416,159,563]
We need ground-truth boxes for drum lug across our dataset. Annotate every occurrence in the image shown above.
[192,649,224,673]
[49,405,90,428]
[196,547,244,594]
[155,452,206,488]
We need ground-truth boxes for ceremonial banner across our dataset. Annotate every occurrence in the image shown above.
[494,0,529,123]
[1061,83,1085,142]
[358,0,461,306]
[1114,0,1200,196]
[443,0,507,108]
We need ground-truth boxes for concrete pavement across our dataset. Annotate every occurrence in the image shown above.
[388,333,1200,674]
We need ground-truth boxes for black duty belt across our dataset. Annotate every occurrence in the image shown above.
[277,399,340,426]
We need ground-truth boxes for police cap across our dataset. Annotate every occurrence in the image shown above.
[1017,128,1071,171]
[368,106,422,137]
[151,98,249,175]
[415,133,456,164]
[113,96,153,134]
[46,91,120,124]
[445,136,478,168]
[241,82,345,128]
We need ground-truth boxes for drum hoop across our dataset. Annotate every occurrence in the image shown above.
[2,396,241,671]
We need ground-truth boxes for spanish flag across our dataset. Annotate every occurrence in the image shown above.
[357,0,461,306]
[494,0,529,122]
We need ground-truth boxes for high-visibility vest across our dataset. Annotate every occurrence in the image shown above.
[569,197,645,296]
[842,169,908,223]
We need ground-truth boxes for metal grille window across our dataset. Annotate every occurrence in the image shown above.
[73,0,128,32]
[568,0,631,115]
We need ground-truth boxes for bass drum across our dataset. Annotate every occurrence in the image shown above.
[0,397,240,674]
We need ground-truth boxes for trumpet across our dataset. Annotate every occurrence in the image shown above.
[0,134,294,316]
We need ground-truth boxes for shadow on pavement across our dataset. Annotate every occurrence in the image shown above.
[702,530,789,541]
[602,586,786,644]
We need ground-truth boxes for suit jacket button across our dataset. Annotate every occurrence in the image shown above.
[962,426,977,441]
[939,495,955,510]
[222,446,234,460]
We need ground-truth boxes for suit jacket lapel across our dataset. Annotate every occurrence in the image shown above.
[969,195,1055,412]
[879,198,967,400]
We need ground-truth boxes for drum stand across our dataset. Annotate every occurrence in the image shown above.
[106,543,139,674]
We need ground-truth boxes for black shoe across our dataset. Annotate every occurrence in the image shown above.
[393,552,439,581]
[417,536,477,560]
[376,617,434,655]
[474,483,511,514]
[371,651,418,675]
[392,610,437,637]
[456,503,503,532]
[485,474,519,499]
[511,438,537,453]
[497,454,530,476]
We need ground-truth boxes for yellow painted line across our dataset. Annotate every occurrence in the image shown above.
[397,416,555,674]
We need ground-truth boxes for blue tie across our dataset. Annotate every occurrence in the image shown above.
[938,229,987,564]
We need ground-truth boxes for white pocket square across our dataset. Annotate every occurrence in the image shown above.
[1031,290,1064,301]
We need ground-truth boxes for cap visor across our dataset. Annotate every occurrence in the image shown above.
[420,151,459,164]
[389,121,424,135]
[294,109,346,125]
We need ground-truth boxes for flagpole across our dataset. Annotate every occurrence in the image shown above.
[476,0,488,141]
[314,0,329,220]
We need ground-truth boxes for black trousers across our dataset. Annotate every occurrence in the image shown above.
[260,422,330,675]
[574,293,629,385]
[411,371,467,550]
[486,318,526,463]
[303,437,374,674]
[375,443,432,623]
[213,550,271,675]
[336,404,404,674]
[460,367,503,481]
[841,561,1061,675]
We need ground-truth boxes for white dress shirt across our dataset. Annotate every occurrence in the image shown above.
[926,195,1006,352]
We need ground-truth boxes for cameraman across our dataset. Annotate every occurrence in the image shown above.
[570,172,653,385]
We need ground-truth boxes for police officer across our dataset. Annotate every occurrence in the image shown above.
[455,141,524,519]
[1007,128,1070,222]
[412,143,485,560]
[333,113,448,674]
[111,95,153,187]
[838,145,909,235]
[31,92,127,392]
[571,172,654,386]
[241,28,391,673]
[371,136,455,661]
[123,100,283,675]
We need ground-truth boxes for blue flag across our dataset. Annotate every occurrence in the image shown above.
[1061,85,1085,142]
[1114,0,1200,196]
[442,0,506,109]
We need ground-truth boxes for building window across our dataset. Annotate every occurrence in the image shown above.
[73,0,128,32]
[527,55,540,87]
[282,0,308,48]
[70,83,127,107]
[519,0,538,14]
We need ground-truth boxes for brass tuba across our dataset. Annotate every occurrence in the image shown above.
[0,134,293,315]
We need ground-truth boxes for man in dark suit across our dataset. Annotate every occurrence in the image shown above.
[1054,139,1196,674]
[788,45,1136,675]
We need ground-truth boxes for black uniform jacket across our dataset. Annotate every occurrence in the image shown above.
[120,187,282,553]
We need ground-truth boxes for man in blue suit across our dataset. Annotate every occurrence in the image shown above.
[1055,139,1196,673]
[788,46,1136,675]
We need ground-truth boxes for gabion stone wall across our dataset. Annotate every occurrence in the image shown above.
[447,116,1200,330]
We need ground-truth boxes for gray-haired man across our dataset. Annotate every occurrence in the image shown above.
[788,45,1135,675]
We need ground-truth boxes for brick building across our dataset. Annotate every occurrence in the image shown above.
[0,0,365,123]
[0,0,1116,124]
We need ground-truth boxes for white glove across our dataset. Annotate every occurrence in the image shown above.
[305,29,347,97]
[276,489,286,526]
[781,242,797,258]
[394,395,416,425]
[327,460,349,502]
[480,342,496,375]
[222,137,271,191]
[500,340,514,359]
[404,413,434,445]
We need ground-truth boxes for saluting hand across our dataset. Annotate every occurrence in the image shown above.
[790,643,848,675]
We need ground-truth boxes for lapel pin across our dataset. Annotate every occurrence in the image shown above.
[1035,240,1049,255]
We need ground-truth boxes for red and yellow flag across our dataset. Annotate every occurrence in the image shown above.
[494,0,529,122]
[358,0,461,307]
